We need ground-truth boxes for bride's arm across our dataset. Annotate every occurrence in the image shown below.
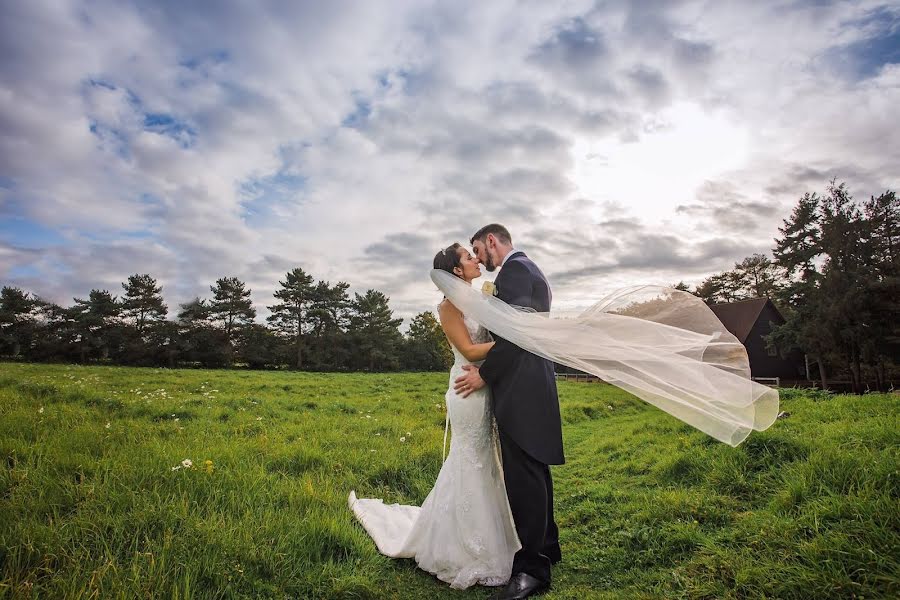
[438,300,494,362]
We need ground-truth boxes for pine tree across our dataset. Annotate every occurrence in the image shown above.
[208,277,256,342]
[769,181,898,391]
[176,296,231,368]
[0,286,37,356]
[862,190,900,389]
[306,280,352,370]
[71,289,121,361]
[266,268,314,369]
[773,191,821,281]
[404,311,452,370]
[177,297,210,324]
[29,298,72,361]
[349,290,403,371]
[121,274,167,335]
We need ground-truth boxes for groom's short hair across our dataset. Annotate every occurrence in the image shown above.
[471,224,512,246]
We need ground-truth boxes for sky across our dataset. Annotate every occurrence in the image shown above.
[1,0,899,324]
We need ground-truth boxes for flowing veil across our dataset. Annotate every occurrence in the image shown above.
[430,269,778,447]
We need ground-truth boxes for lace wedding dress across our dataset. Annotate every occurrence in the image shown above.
[348,311,520,589]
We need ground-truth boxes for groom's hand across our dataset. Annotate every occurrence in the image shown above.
[454,365,485,398]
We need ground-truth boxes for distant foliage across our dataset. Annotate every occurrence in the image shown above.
[690,181,898,392]
[6,181,894,383]
[267,267,315,369]
[403,311,453,371]
[694,254,781,303]
[2,268,448,372]
[348,290,404,371]
[770,183,899,392]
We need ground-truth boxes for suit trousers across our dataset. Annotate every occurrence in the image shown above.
[498,428,560,583]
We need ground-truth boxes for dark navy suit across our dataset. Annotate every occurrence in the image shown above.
[479,251,563,583]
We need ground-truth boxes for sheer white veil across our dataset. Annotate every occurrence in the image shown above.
[430,269,778,447]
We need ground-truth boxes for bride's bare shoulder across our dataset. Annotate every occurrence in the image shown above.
[438,298,462,318]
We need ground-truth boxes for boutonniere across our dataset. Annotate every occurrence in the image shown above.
[481,281,498,296]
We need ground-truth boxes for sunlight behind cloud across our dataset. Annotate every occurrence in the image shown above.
[570,102,750,223]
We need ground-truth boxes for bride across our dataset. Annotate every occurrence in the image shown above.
[348,243,520,589]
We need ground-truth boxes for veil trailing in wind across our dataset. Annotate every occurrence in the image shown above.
[430,269,778,447]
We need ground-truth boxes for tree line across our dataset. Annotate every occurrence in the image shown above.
[0,269,453,372]
[679,182,898,392]
[2,181,896,385]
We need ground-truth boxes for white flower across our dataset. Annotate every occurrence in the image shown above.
[406,431,411,436]
[38,407,44,414]
[174,418,180,422]
[105,422,111,429]
[171,465,181,471]
[400,436,407,443]
[481,281,498,296]
[181,459,193,468]
[256,417,262,421]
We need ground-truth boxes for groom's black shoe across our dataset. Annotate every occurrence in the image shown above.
[490,572,550,600]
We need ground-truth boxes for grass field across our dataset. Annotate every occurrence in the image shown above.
[0,363,897,599]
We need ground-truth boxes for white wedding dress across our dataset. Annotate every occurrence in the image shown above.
[348,312,520,589]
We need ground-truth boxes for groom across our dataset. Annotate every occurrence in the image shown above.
[454,224,564,600]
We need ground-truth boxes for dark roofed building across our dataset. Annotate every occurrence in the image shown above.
[709,297,804,380]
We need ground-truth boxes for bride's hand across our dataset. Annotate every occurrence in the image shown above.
[454,365,485,398]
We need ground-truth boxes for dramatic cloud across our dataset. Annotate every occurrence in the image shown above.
[1,0,898,323]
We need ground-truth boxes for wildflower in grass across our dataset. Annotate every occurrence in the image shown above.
[172,465,181,471]
[256,416,262,421]
[38,407,44,414]
[204,460,214,473]
[181,459,193,469]
[400,436,407,443]
[105,422,111,429]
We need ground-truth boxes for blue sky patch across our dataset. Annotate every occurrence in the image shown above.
[0,217,65,248]
[342,98,372,129]
[179,49,230,71]
[9,264,41,279]
[143,113,197,148]
[827,7,900,79]
[239,171,307,227]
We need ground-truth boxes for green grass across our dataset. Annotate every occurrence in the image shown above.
[0,363,897,599]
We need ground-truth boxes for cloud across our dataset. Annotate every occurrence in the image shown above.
[676,180,782,231]
[1,0,898,325]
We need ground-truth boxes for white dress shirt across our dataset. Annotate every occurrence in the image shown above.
[499,248,519,269]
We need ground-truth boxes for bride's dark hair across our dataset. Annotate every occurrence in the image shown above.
[433,243,463,278]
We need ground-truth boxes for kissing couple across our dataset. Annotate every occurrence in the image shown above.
[350,223,779,599]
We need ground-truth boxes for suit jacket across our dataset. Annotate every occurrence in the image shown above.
[479,251,564,465]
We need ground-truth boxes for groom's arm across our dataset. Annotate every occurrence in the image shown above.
[478,260,532,386]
